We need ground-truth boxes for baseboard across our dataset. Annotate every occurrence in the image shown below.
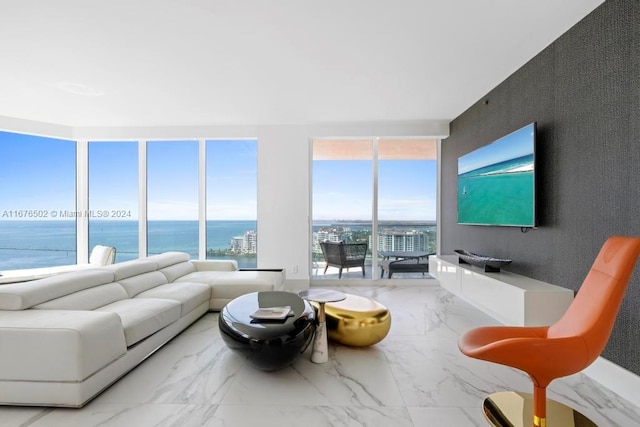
[583,356,640,408]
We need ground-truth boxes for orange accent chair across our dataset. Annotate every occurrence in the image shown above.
[458,236,640,427]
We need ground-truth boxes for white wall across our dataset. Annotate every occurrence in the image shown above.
[256,126,311,279]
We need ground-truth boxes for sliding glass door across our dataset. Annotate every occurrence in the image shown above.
[376,139,437,278]
[312,140,373,279]
[312,138,437,281]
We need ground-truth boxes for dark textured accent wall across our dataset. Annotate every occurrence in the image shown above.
[441,0,640,375]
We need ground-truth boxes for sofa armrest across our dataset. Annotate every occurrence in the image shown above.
[191,260,238,272]
[0,310,127,382]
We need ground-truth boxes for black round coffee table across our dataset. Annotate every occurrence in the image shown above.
[218,291,316,371]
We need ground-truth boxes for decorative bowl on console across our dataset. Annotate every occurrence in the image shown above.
[454,249,512,272]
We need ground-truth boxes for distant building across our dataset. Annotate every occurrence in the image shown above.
[230,236,244,253]
[230,230,257,254]
[312,227,351,253]
[313,225,434,255]
[244,230,257,253]
[374,228,431,252]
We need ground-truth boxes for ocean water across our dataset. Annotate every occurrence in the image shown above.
[0,219,436,271]
[0,220,257,270]
[458,154,534,226]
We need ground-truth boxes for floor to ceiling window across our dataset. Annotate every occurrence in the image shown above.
[88,141,139,262]
[147,140,199,257]
[206,139,258,268]
[0,134,260,270]
[312,139,374,278]
[312,137,437,281]
[0,131,77,269]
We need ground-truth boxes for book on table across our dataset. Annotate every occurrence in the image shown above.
[250,306,294,320]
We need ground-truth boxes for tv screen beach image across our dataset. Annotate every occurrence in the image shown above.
[457,123,535,227]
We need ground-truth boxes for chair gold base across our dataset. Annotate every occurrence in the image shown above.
[483,392,597,427]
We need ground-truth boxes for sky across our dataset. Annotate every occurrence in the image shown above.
[1,131,435,222]
[97,139,259,220]
[313,158,437,222]
[458,123,535,175]
[0,132,76,215]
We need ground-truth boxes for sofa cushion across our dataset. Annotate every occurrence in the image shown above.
[142,252,191,269]
[0,263,96,285]
[213,270,285,289]
[159,261,196,283]
[0,269,115,310]
[96,298,181,347]
[173,270,229,285]
[32,283,129,311]
[116,271,169,298]
[0,310,126,382]
[100,259,158,281]
[191,259,238,271]
[135,282,211,316]
[210,281,275,308]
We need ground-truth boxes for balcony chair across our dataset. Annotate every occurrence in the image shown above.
[319,240,367,279]
[89,245,117,266]
[458,236,640,427]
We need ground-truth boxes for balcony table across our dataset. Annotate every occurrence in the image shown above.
[379,251,430,260]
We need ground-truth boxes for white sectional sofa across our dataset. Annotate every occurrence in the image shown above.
[0,252,284,407]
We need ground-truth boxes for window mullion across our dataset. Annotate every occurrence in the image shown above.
[76,139,89,264]
[372,137,379,276]
[198,139,206,260]
[139,140,148,256]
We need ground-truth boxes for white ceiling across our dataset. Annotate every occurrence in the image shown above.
[0,0,603,128]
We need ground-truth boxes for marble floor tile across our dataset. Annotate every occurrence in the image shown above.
[212,404,413,427]
[2,283,640,426]
[29,404,219,427]
[407,406,485,427]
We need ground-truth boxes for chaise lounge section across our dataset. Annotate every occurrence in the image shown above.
[0,252,284,407]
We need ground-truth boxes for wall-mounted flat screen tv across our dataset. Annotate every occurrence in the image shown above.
[457,122,536,227]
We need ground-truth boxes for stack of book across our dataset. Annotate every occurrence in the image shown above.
[250,306,294,321]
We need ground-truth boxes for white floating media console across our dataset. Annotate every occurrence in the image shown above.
[429,255,574,326]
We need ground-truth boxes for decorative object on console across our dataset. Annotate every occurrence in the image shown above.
[454,249,512,272]
[458,236,640,427]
